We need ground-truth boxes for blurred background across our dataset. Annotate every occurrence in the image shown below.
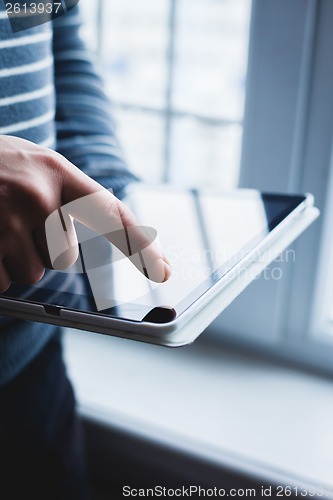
[65,0,333,497]
[80,0,250,188]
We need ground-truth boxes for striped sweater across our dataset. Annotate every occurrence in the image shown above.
[0,3,137,384]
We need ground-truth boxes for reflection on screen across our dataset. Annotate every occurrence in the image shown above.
[2,187,304,321]
[106,188,268,317]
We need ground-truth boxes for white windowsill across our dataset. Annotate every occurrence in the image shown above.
[64,328,333,493]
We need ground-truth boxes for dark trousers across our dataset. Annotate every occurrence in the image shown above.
[0,333,89,500]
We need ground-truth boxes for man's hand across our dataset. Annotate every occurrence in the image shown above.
[0,136,171,293]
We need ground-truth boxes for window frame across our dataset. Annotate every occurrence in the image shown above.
[86,0,248,186]
[213,0,333,374]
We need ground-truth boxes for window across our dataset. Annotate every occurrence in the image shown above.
[215,0,333,374]
[80,0,251,188]
[79,0,333,374]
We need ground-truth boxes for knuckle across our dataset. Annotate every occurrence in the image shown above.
[108,197,127,224]
[105,194,119,214]
[5,214,25,235]
[20,181,55,221]
[29,186,54,218]
[116,200,127,219]
[43,150,68,177]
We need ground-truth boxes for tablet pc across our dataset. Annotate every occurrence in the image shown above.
[0,186,317,346]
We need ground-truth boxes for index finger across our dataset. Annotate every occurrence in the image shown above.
[48,164,171,283]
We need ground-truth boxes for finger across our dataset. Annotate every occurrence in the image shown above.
[33,227,52,269]
[57,166,171,282]
[0,260,11,293]
[4,234,45,285]
[123,226,172,282]
[66,191,170,283]
[45,209,79,270]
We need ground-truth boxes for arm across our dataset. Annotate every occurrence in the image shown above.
[52,6,137,197]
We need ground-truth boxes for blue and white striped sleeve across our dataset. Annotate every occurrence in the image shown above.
[52,7,138,197]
